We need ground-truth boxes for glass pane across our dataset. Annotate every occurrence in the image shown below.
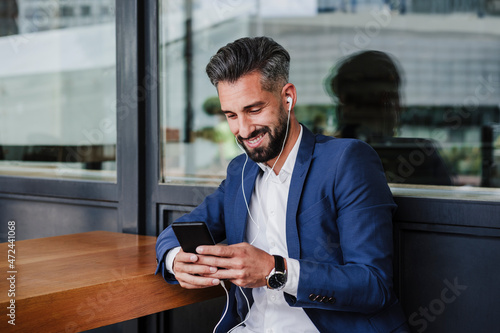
[159,0,500,190]
[0,0,116,182]
[159,0,257,185]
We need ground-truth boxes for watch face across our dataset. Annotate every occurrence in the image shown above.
[269,272,287,289]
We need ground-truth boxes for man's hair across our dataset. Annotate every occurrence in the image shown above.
[206,36,290,92]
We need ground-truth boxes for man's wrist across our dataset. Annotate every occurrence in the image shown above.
[282,257,300,296]
[263,253,275,285]
[165,246,181,275]
[266,255,288,290]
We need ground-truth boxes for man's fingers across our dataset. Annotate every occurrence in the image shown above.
[175,251,199,263]
[195,254,223,267]
[175,260,218,276]
[173,251,199,275]
[196,244,249,269]
[197,244,235,257]
[172,249,222,289]
[176,272,220,289]
[176,243,270,289]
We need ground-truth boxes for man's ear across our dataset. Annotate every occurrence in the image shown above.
[281,83,297,108]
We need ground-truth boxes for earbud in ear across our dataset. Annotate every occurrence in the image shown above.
[286,96,293,112]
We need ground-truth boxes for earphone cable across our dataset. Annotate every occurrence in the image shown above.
[217,98,292,332]
[213,282,253,333]
[264,100,292,182]
[213,281,230,333]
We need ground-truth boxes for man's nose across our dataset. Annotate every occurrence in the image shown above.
[237,116,255,139]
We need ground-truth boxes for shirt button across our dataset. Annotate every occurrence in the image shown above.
[266,329,273,333]
[270,241,276,248]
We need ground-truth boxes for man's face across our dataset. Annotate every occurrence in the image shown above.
[218,72,288,164]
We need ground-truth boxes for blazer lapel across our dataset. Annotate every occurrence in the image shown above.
[286,126,315,259]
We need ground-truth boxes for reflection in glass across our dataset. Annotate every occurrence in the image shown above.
[0,0,18,37]
[159,0,500,188]
[0,0,116,181]
[326,50,453,185]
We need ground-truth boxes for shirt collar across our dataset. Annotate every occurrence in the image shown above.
[257,125,303,181]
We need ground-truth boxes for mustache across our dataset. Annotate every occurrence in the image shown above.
[237,127,270,142]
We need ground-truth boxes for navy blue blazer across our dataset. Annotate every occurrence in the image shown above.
[156,126,409,332]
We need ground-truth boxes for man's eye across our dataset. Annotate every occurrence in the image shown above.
[226,114,236,119]
[249,109,261,114]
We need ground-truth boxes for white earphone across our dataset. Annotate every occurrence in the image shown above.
[217,94,294,333]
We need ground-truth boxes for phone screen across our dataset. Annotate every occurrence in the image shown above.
[171,221,215,253]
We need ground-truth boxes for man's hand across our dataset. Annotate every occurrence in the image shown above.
[172,249,221,289]
[196,242,275,288]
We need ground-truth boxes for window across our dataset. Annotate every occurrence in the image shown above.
[61,6,74,17]
[158,0,500,190]
[0,0,116,181]
[81,5,92,17]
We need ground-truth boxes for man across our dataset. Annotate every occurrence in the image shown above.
[156,36,408,332]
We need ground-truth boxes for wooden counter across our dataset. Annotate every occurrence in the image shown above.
[0,231,223,332]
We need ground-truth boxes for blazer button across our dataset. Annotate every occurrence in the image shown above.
[328,297,336,304]
[309,294,316,301]
[320,296,328,303]
[314,295,322,302]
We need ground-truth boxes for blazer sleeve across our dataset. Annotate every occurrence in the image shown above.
[288,140,397,314]
[154,180,227,283]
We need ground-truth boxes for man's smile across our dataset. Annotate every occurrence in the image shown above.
[245,132,267,148]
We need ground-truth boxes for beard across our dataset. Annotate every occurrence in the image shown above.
[237,106,289,163]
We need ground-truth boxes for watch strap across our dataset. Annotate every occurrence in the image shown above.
[273,255,285,274]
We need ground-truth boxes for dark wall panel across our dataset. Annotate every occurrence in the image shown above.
[0,195,119,242]
[395,222,500,333]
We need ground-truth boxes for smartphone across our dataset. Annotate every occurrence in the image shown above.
[171,221,216,253]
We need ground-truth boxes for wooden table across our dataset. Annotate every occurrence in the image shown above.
[0,231,223,332]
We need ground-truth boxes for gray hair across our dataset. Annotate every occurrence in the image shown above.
[206,36,290,92]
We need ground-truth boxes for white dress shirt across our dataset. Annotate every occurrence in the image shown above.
[166,125,318,332]
[233,125,318,333]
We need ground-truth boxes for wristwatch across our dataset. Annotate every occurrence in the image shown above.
[266,255,287,290]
